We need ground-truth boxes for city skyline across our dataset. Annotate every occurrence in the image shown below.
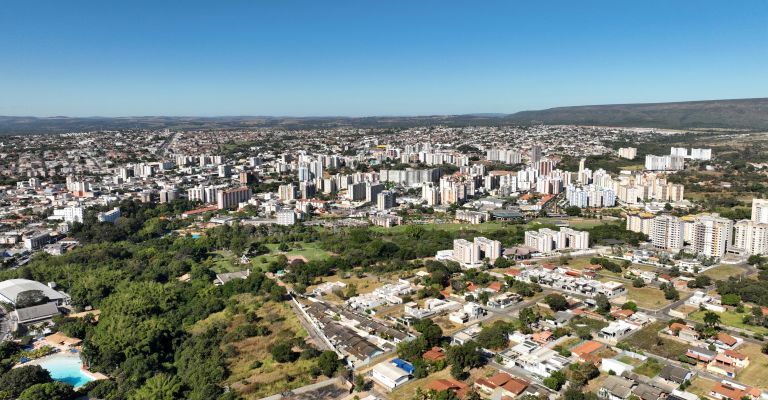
[1,0,767,117]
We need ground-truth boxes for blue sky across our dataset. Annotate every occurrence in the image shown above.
[1,1,766,117]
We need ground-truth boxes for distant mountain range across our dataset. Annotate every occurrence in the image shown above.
[1,98,767,134]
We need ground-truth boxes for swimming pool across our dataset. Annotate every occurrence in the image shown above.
[32,353,95,388]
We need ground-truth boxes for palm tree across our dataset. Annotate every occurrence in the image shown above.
[703,311,721,328]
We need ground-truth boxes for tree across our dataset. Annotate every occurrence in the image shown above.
[595,294,611,314]
[271,342,298,363]
[477,320,515,350]
[129,374,183,400]
[565,206,582,217]
[0,365,52,397]
[14,290,50,308]
[664,286,680,301]
[19,382,76,400]
[447,341,483,372]
[545,294,568,311]
[317,351,342,377]
[721,293,741,306]
[621,301,638,312]
[543,370,566,390]
[449,363,467,380]
[632,278,645,288]
[354,374,367,391]
[703,311,721,328]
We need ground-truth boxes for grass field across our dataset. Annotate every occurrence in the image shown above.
[250,241,333,271]
[734,342,768,387]
[624,286,672,310]
[621,322,689,359]
[688,310,768,335]
[703,264,747,280]
[687,376,717,398]
[634,358,663,378]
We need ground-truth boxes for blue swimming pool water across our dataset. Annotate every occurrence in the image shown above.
[35,354,94,388]
[191,234,201,239]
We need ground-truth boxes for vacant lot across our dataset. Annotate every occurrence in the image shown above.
[621,322,689,359]
[735,342,768,387]
[686,376,717,398]
[634,358,663,378]
[625,286,671,310]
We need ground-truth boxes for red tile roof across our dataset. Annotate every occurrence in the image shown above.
[571,340,603,357]
[423,347,446,362]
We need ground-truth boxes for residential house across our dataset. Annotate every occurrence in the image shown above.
[599,375,637,400]
[658,365,694,385]
[686,347,716,363]
[474,372,529,398]
[709,380,762,400]
[427,379,469,399]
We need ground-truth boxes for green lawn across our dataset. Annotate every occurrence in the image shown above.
[539,218,611,230]
[688,310,768,335]
[634,358,663,378]
[703,264,747,280]
[251,242,333,271]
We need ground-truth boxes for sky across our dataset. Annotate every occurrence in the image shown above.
[1,1,767,117]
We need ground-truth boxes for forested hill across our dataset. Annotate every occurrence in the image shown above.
[2,98,767,134]
[506,98,768,130]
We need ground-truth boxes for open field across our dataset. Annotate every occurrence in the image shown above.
[624,286,672,310]
[620,322,689,359]
[539,217,612,229]
[633,358,663,378]
[703,264,747,280]
[735,342,768,388]
[688,310,768,335]
[389,366,452,400]
[250,241,334,271]
[687,376,717,398]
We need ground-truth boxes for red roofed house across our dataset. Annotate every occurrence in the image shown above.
[505,268,522,277]
[474,372,529,398]
[487,281,504,293]
[427,379,469,399]
[423,347,446,362]
[571,340,603,362]
[709,380,761,400]
[532,331,553,345]
[714,332,739,350]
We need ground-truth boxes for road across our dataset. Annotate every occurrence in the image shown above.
[288,296,335,353]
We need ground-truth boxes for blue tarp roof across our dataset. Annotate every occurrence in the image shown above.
[391,358,414,374]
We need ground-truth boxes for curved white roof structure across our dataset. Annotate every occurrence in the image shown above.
[0,279,65,306]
